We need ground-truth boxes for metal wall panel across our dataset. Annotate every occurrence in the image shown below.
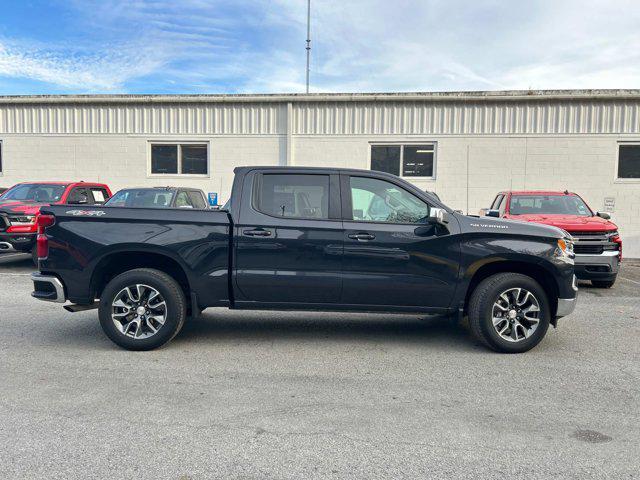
[0,103,286,135]
[0,98,639,136]
[292,101,640,135]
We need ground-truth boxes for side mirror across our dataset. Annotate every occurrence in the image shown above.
[427,207,448,225]
[596,211,611,220]
[485,209,500,218]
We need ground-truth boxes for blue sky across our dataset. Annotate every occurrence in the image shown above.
[0,0,638,95]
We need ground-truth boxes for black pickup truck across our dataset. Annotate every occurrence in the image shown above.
[31,167,577,353]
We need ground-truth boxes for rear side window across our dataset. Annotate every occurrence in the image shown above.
[255,174,329,219]
[491,194,504,210]
[188,191,207,209]
[89,188,109,204]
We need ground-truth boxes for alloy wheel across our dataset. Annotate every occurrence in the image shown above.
[491,287,541,342]
[111,284,167,339]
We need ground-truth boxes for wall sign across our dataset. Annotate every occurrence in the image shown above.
[208,192,218,206]
[603,197,615,213]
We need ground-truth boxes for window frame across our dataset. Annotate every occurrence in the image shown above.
[369,142,437,180]
[251,172,333,221]
[341,174,434,226]
[147,141,210,178]
[615,142,640,183]
[0,140,3,175]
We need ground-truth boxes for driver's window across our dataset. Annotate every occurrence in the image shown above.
[350,176,430,224]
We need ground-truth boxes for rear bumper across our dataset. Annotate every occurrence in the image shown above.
[31,272,66,303]
[556,275,578,318]
[574,251,620,280]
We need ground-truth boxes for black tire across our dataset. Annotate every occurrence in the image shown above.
[468,273,551,353]
[591,278,616,289]
[99,268,186,351]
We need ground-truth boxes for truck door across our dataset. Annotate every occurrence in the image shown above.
[234,170,343,305]
[340,174,459,309]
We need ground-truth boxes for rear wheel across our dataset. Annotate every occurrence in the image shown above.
[468,273,550,353]
[591,278,616,288]
[98,268,186,351]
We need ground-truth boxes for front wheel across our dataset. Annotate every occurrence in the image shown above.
[468,273,551,353]
[99,268,186,351]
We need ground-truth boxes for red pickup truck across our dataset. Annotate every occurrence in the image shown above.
[483,191,621,288]
[0,182,112,258]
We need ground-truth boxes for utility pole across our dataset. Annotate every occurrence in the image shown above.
[305,0,311,93]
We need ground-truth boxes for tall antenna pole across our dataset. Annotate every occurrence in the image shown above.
[305,0,311,93]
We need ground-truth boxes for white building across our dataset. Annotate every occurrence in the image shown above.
[1,90,639,255]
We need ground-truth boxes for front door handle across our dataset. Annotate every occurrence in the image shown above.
[348,232,375,241]
[243,228,272,237]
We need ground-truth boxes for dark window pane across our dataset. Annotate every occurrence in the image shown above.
[181,145,208,174]
[403,145,434,177]
[257,174,329,219]
[151,145,178,174]
[618,145,640,178]
[371,146,400,176]
[188,191,207,209]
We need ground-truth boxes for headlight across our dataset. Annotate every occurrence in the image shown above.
[9,215,36,226]
[555,237,574,263]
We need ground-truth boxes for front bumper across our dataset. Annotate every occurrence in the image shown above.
[31,272,66,303]
[556,275,578,318]
[574,251,620,280]
[0,231,36,253]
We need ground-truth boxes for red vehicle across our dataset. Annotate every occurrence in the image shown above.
[482,191,621,288]
[0,182,112,258]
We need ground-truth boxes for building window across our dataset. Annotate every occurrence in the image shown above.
[371,144,435,178]
[150,143,208,175]
[0,141,3,174]
[618,144,640,179]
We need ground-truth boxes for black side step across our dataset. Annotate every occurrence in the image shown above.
[64,302,99,313]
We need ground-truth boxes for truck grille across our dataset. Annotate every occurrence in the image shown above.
[570,230,617,256]
[574,244,604,255]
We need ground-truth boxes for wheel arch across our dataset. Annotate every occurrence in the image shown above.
[463,260,560,325]
[90,250,193,311]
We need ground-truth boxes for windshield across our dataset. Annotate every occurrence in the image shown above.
[510,195,592,216]
[106,189,175,208]
[1,184,67,203]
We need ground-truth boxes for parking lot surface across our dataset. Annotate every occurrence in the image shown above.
[0,253,639,479]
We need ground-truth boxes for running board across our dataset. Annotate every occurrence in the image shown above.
[64,302,99,313]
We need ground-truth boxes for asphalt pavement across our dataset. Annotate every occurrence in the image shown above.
[0,253,638,479]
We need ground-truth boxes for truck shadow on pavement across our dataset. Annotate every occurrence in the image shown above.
[173,312,480,352]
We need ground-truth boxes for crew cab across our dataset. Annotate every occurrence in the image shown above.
[31,167,577,353]
[105,187,209,209]
[482,191,621,288]
[0,182,112,257]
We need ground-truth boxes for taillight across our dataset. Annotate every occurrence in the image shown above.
[36,215,55,260]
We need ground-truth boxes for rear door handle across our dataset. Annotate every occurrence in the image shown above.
[243,228,272,237]
[348,233,375,241]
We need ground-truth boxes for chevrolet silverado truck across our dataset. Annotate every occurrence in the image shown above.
[0,181,112,258]
[482,190,621,288]
[31,167,577,353]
